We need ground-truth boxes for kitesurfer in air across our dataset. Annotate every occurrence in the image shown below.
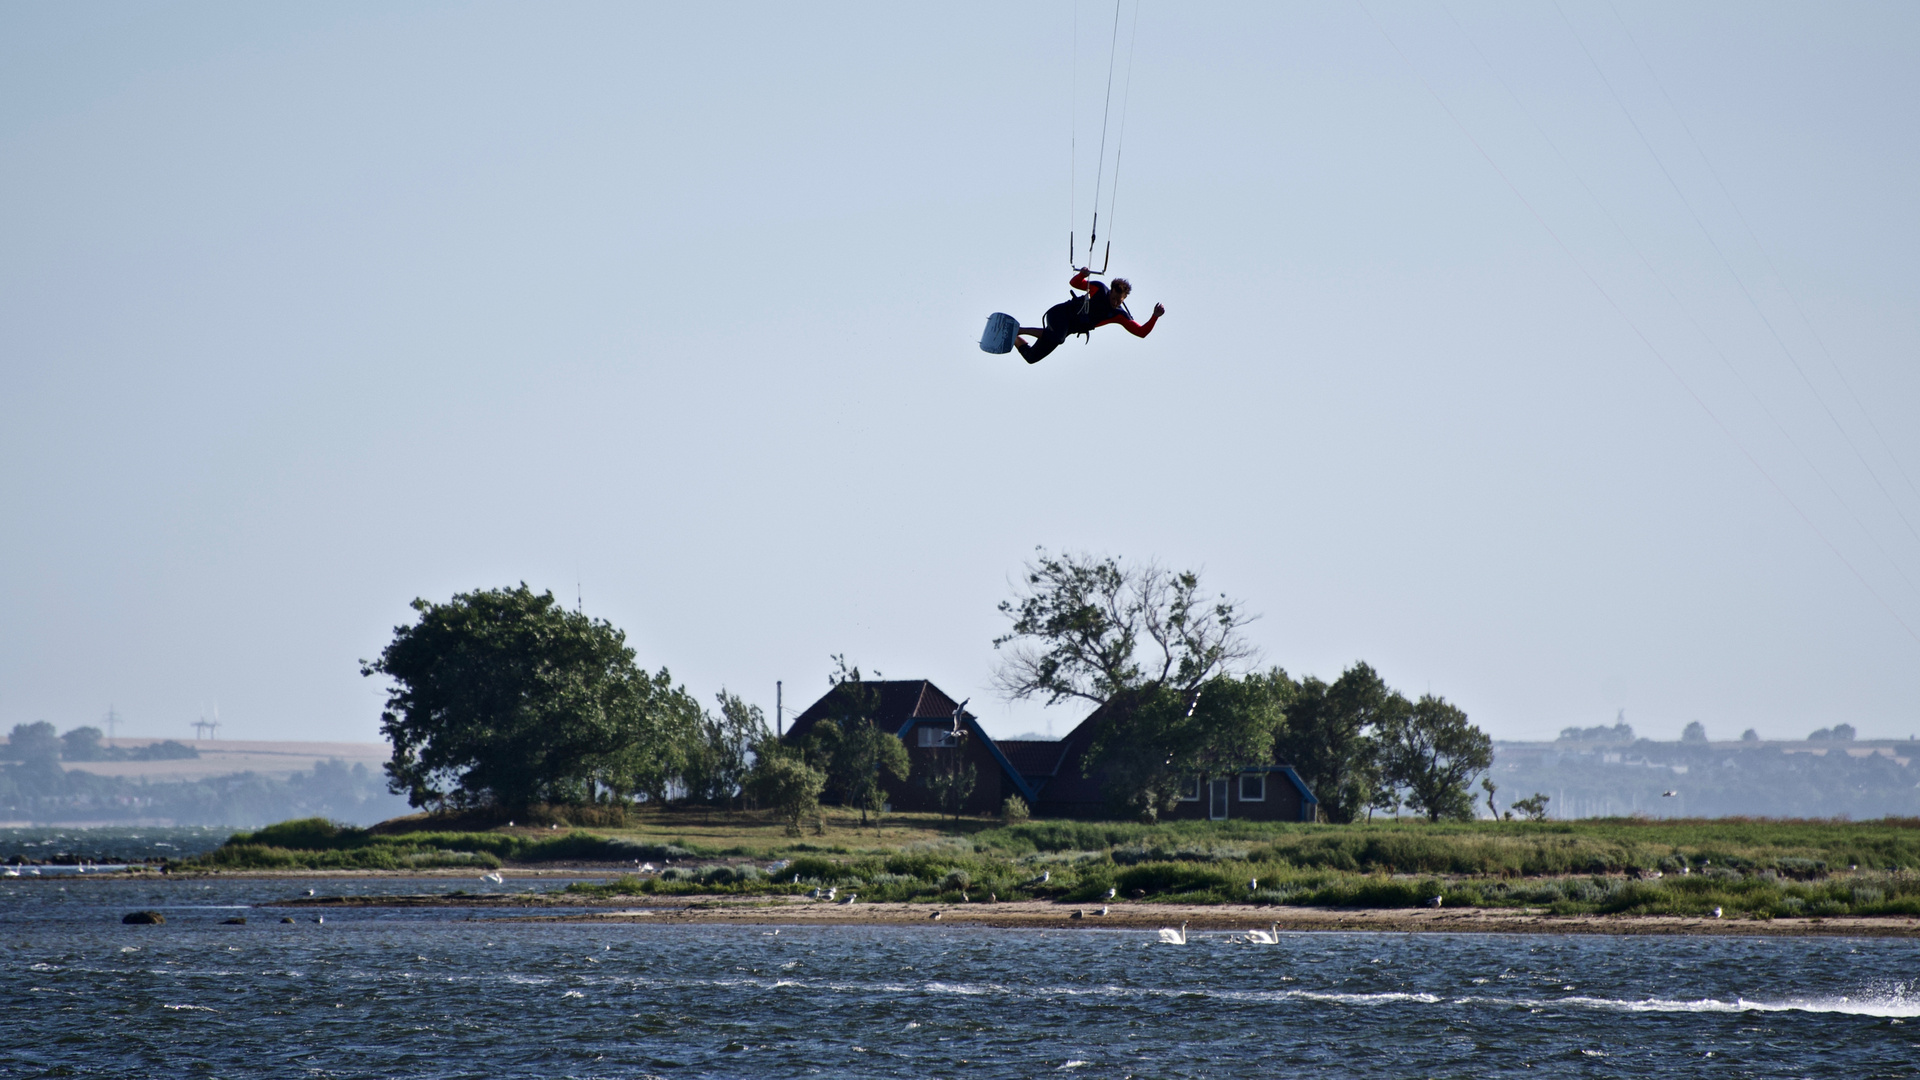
[1013,268,1165,364]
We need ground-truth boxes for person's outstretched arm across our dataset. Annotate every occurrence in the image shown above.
[1112,303,1166,338]
[1069,268,1092,292]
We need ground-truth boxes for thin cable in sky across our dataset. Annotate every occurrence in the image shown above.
[1605,0,1920,517]
[1555,0,1920,561]
[1442,3,1920,609]
[1352,0,1920,650]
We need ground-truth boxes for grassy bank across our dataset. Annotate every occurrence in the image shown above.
[194,812,1920,920]
[192,817,695,871]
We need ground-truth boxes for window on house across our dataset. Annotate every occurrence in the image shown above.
[1178,775,1201,801]
[1239,773,1266,801]
[918,726,958,748]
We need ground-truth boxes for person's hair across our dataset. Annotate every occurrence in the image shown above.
[1108,277,1132,300]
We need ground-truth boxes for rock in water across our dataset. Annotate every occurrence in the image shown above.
[122,911,165,925]
[221,917,247,925]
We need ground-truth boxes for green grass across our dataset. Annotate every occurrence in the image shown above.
[189,817,694,870]
[191,812,1920,918]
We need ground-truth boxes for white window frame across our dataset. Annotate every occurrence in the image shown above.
[1239,773,1266,802]
[918,726,958,748]
[1177,774,1201,801]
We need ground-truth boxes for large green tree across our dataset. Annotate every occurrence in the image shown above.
[993,550,1263,812]
[1377,694,1493,822]
[1087,673,1285,821]
[364,584,698,811]
[1271,663,1405,823]
[993,549,1254,708]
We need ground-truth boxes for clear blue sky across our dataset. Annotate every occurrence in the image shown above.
[4,2,1917,744]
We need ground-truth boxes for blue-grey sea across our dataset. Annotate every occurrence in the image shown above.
[4,863,1919,1076]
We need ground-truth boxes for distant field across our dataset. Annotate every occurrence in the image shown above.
[61,739,389,781]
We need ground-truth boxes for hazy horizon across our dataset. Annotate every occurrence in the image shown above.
[5,3,1918,746]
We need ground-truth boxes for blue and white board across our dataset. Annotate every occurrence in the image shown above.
[979,312,1019,354]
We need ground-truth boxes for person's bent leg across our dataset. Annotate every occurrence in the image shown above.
[1019,328,1065,364]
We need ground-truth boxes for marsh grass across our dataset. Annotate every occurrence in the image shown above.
[199,812,1920,916]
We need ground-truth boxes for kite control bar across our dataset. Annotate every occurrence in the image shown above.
[1068,232,1111,276]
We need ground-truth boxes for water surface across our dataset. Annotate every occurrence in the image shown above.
[3,877,1917,1078]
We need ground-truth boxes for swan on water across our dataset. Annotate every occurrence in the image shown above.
[1157,922,1189,945]
[1246,923,1279,944]
[482,872,504,885]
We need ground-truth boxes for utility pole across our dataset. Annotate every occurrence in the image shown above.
[104,705,119,743]
[776,681,783,737]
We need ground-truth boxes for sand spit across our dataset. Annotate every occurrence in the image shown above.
[266,891,1920,937]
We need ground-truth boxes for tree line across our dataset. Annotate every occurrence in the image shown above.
[994,550,1495,822]
[362,557,1496,826]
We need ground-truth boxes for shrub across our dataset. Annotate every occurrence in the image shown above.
[1001,795,1031,825]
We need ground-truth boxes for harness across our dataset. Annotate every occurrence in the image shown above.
[1049,282,1132,341]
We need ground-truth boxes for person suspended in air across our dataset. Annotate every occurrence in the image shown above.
[980,269,1164,363]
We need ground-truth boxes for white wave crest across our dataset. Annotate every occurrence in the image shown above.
[1495,985,1920,1019]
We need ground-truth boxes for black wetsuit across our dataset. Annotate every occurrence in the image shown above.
[1021,282,1130,364]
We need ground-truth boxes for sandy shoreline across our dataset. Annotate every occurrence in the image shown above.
[267,889,1920,937]
[28,867,1914,937]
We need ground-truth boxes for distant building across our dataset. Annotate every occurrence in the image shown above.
[783,680,1317,822]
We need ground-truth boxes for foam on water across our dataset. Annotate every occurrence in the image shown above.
[1543,984,1920,1018]
[8,884,1920,1077]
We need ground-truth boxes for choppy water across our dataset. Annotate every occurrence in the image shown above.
[4,877,1919,1078]
[0,826,234,865]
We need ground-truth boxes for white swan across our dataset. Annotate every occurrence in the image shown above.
[482,872,504,885]
[1157,922,1189,945]
[1246,923,1279,944]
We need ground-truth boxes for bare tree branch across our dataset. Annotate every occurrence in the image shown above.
[992,548,1257,708]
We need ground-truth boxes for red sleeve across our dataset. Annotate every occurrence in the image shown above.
[1107,313,1155,338]
[1069,269,1091,292]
